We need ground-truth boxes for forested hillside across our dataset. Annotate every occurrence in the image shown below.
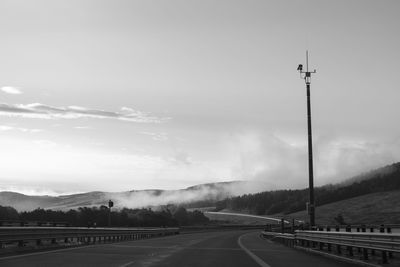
[215,162,400,215]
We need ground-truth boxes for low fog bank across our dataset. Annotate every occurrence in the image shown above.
[0,180,274,212]
[108,180,274,209]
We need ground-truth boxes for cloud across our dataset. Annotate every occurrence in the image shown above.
[110,182,254,209]
[229,132,308,189]
[74,126,93,130]
[171,151,192,165]
[1,86,22,94]
[0,125,42,133]
[228,131,400,189]
[140,131,168,141]
[0,103,169,123]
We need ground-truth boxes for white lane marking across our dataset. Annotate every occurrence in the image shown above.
[118,260,135,267]
[238,233,272,267]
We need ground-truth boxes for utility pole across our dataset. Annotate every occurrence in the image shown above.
[297,51,316,227]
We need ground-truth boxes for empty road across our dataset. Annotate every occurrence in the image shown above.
[0,230,357,267]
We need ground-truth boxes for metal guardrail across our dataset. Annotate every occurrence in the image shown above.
[0,227,179,248]
[312,224,399,234]
[0,220,69,227]
[263,230,400,264]
[296,230,400,252]
[261,231,296,247]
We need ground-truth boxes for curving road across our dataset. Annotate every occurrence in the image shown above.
[0,230,357,267]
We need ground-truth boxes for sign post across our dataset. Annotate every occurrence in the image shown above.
[108,200,113,227]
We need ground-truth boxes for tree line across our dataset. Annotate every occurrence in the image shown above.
[215,162,400,215]
[0,205,209,227]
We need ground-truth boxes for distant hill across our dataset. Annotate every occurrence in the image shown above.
[215,162,400,217]
[2,162,400,216]
[0,191,108,211]
[0,181,245,211]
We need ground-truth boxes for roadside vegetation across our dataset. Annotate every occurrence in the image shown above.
[0,205,209,227]
[287,190,400,225]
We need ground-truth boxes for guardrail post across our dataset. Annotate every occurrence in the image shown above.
[363,248,368,260]
[347,246,353,257]
[382,251,388,264]
[337,245,341,254]
[291,219,295,233]
[335,225,340,232]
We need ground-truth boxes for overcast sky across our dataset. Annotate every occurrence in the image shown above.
[0,0,399,195]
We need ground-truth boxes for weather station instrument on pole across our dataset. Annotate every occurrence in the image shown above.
[297,51,316,227]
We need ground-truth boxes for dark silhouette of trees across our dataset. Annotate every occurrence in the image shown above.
[0,206,19,220]
[0,205,209,227]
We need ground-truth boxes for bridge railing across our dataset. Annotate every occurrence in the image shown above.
[0,226,179,248]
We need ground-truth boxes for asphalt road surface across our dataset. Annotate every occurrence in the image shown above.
[0,230,357,267]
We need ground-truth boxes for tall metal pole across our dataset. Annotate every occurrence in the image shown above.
[297,51,316,227]
[306,80,315,227]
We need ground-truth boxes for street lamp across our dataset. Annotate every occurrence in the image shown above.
[298,51,316,227]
